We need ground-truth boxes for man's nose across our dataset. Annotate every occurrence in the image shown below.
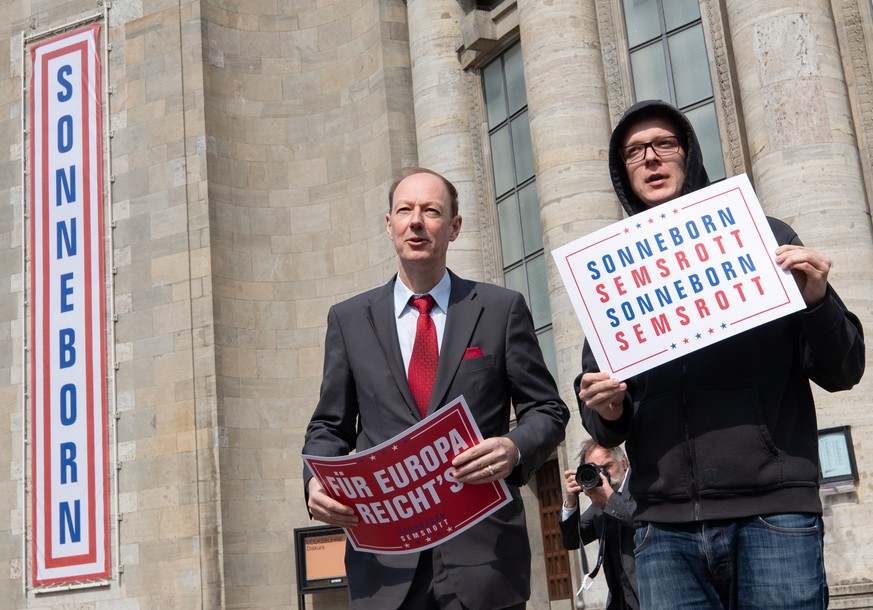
[643,142,659,161]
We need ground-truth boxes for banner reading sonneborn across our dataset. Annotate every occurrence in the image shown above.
[303,396,512,554]
[29,24,110,585]
[552,174,805,380]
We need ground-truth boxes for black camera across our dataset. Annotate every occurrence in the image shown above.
[575,462,609,489]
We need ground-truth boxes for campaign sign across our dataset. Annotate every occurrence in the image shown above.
[552,174,805,379]
[29,24,110,585]
[303,396,512,554]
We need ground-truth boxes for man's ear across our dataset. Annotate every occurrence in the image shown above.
[449,215,462,241]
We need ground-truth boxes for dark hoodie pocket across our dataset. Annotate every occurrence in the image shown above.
[628,392,693,501]
[687,386,782,494]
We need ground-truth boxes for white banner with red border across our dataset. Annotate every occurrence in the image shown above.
[552,174,806,379]
[29,23,110,585]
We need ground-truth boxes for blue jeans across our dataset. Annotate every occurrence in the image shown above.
[633,514,827,609]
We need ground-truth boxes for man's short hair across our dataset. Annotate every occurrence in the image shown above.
[388,167,459,217]
[577,438,628,468]
[618,107,687,152]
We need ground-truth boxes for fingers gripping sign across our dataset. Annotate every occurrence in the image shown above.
[578,372,627,421]
[775,245,831,307]
[451,436,519,483]
[307,477,359,528]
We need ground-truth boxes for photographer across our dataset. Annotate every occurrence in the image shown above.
[561,440,638,610]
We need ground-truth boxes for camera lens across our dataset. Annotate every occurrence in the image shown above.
[575,463,604,489]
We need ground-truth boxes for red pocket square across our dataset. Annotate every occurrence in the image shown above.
[463,347,484,360]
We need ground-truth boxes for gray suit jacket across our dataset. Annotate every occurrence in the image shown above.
[303,271,569,610]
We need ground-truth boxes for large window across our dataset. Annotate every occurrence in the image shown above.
[623,0,726,181]
[481,43,557,379]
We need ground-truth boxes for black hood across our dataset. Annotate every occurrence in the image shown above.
[608,99,710,217]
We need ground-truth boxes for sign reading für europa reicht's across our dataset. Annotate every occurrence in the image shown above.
[303,396,512,554]
[552,174,806,379]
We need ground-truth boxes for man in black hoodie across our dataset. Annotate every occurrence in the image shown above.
[576,100,865,609]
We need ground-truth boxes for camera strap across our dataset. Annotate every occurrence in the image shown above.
[576,518,607,595]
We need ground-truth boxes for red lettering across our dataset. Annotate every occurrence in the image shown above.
[615,331,629,351]
[595,283,610,303]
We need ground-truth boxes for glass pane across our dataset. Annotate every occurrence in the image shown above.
[504,265,527,302]
[511,111,535,184]
[490,126,514,197]
[504,43,527,116]
[630,43,671,102]
[497,195,524,266]
[685,103,726,181]
[518,182,543,255]
[536,327,558,382]
[623,0,661,47]
[668,25,713,107]
[527,255,552,330]
[664,0,700,31]
[483,59,507,129]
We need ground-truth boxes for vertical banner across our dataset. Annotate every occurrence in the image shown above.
[29,24,110,585]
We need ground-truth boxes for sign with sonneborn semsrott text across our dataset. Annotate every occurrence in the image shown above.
[552,174,805,379]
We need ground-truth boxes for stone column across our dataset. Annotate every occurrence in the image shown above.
[516,1,622,601]
[516,0,620,440]
[724,1,873,306]
[405,0,486,280]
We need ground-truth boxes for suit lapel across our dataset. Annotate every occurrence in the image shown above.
[428,273,483,414]
[366,278,421,418]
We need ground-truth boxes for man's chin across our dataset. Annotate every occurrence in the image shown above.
[642,191,678,207]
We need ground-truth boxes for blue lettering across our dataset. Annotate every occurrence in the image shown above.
[57,115,74,153]
[56,218,76,258]
[636,238,654,259]
[617,246,634,268]
[60,272,74,312]
[655,286,673,307]
[60,383,77,425]
[60,442,78,484]
[705,267,720,286]
[685,220,700,239]
[587,260,601,280]
[55,166,76,206]
[59,328,76,368]
[718,207,736,227]
[59,500,81,544]
[636,294,654,315]
[56,64,74,102]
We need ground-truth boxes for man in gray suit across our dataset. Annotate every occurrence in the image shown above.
[303,167,569,610]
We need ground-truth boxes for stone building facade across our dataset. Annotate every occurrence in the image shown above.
[0,0,870,608]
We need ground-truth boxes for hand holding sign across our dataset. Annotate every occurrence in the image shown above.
[303,396,512,554]
[451,436,519,482]
[307,477,359,528]
[576,373,627,421]
[775,244,832,307]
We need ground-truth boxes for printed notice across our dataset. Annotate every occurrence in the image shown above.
[552,174,805,379]
[303,396,512,554]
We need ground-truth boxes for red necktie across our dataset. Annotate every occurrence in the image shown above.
[408,295,438,418]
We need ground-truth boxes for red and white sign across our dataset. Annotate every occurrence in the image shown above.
[552,174,805,379]
[303,396,512,554]
[29,24,110,585]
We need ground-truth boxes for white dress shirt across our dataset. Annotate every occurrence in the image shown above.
[393,271,451,376]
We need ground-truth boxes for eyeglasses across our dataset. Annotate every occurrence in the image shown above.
[621,135,681,165]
